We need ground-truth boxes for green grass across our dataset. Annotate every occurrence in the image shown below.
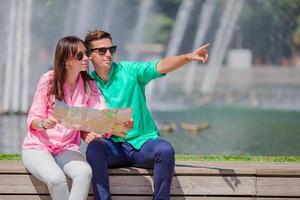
[1,154,300,162]
[176,155,300,162]
[0,154,21,160]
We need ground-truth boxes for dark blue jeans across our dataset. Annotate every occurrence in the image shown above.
[86,138,175,200]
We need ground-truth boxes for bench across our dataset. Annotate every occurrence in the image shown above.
[0,161,300,199]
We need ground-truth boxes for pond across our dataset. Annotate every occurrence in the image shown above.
[1,104,300,156]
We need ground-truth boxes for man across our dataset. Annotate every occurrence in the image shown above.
[82,30,209,200]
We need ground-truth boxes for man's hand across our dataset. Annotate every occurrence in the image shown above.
[111,120,133,138]
[124,120,133,130]
[186,43,209,63]
[81,131,101,143]
[157,43,209,74]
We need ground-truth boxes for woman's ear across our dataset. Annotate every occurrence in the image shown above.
[64,61,70,69]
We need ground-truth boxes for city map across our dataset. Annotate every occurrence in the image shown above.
[53,100,132,133]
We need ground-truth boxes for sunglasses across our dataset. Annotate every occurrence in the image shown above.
[86,46,117,57]
[75,51,88,61]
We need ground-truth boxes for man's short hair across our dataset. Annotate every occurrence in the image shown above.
[84,30,112,48]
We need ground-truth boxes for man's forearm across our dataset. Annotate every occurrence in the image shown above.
[156,43,209,74]
[156,54,190,74]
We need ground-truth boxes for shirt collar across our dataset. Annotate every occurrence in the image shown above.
[63,73,84,100]
[63,74,83,90]
[90,62,116,86]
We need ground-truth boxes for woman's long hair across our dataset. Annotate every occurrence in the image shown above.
[48,36,91,101]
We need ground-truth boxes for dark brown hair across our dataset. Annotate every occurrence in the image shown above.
[84,30,112,49]
[48,36,91,101]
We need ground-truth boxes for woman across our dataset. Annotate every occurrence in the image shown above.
[22,36,107,200]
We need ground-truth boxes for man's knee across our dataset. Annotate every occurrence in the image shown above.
[86,140,107,162]
[155,140,175,161]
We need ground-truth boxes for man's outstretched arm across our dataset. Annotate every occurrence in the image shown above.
[157,43,209,74]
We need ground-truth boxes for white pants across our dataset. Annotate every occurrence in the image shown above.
[22,149,92,200]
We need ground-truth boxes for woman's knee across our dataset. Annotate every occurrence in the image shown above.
[80,163,92,178]
[73,163,92,181]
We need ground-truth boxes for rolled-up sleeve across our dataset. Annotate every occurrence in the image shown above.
[121,60,166,85]
[27,75,49,133]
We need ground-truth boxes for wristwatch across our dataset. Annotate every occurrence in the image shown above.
[38,120,46,130]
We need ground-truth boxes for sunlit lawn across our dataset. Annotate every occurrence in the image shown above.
[1,154,300,162]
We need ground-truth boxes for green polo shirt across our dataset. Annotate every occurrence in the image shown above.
[90,60,165,149]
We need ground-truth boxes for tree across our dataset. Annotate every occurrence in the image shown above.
[239,0,300,65]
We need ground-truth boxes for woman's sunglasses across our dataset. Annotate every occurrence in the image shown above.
[86,46,117,57]
[75,51,87,61]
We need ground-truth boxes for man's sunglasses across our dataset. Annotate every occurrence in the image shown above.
[86,46,117,57]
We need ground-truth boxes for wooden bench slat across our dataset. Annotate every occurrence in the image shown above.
[4,161,300,175]
[1,161,300,198]
[1,196,299,200]
[176,162,300,176]
[110,175,256,195]
[0,174,255,195]
[2,161,300,175]
[257,177,300,196]
[0,195,258,200]
[0,161,27,174]
[257,198,300,200]
[0,195,51,200]
[109,198,255,200]
[0,175,49,194]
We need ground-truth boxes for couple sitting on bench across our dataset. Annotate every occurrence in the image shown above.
[22,30,209,200]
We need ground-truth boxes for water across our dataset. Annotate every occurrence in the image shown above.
[0,115,27,154]
[1,104,300,156]
[155,104,300,156]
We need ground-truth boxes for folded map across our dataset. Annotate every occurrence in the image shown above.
[53,100,132,133]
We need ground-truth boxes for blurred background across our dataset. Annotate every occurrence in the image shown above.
[1,0,300,156]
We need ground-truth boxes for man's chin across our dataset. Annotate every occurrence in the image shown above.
[94,62,112,70]
[104,61,112,65]
[103,61,112,68]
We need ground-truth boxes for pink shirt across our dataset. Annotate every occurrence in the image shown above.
[22,71,107,155]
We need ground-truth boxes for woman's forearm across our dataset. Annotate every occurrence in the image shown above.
[31,118,45,130]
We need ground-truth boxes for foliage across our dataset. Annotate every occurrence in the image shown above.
[142,0,180,44]
[294,15,300,45]
[144,14,174,43]
[146,0,300,64]
[239,0,300,64]
[27,0,300,65]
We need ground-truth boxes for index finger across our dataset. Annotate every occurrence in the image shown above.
[200,43,210,49]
